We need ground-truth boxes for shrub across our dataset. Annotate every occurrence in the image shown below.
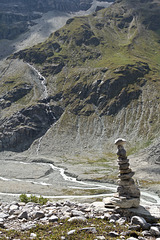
[19,194,48,205]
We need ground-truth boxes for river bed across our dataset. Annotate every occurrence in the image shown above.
[0,158,160,206]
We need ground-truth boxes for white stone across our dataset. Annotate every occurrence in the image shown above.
[68,216,87,223]
[30,233,37,239]
[67,230,76,235]
[49,215,58,222]
[115,138,126,146]
[116,217,126,225]
[150,226,160,236]
[96,236,105,240]
[126,238,137,240]
[10,204,19,211]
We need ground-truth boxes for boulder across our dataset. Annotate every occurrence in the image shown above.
[18,211,28,220]
[150,226,160,236]
[130,216,151,230]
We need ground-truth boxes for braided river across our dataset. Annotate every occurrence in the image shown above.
[0,158,160,206]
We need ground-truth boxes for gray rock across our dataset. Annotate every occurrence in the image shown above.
[131,216,151,230]
[60,212,71,219]
[71,210,84,217]
[68,216,87,223]
[118,172,135,180]
[109,213,121,221]
[119,163,130,170]
[40,217,48,222]
[21,223,36,231]
[18,211,28,220]
[33,211,45,219]
[111,196,140,208]
[127,205,158,223]
[0,213,9,219]
[79,227,97,234]
[8,215,17,220]
[49,215,58,222]
[9,209,21,216]
[117,179,135,186]
[150,226,160,236]
[116,217,127,225]
[128,225,141,231]
[117,185,140,198]
[142,230,151,236]
[91,201,105,209]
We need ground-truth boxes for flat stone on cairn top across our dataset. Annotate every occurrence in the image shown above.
[110,138,140,208]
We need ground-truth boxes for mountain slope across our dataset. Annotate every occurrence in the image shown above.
[0,0,160,186]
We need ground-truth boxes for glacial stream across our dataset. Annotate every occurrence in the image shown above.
[0,159,160,206]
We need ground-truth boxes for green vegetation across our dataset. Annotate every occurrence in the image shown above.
[0,218,142,240]
[19,194,48,205]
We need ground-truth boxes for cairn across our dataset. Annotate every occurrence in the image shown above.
[111,138,140,208]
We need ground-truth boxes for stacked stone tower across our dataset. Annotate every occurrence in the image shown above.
[111,138,140,208]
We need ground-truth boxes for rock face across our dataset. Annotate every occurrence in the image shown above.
[0,0,94,13]
[111,138,140,208]
[0,104,63,152]
[0,0,112,40]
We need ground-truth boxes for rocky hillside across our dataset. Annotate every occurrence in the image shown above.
[0,0,160,186]
[0,0,112,40]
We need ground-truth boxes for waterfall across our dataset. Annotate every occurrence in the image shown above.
[27,63,56,155]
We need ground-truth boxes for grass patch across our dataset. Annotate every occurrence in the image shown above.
[0,218,142,240]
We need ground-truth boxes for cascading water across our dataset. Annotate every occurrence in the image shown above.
[27,63,56,155]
